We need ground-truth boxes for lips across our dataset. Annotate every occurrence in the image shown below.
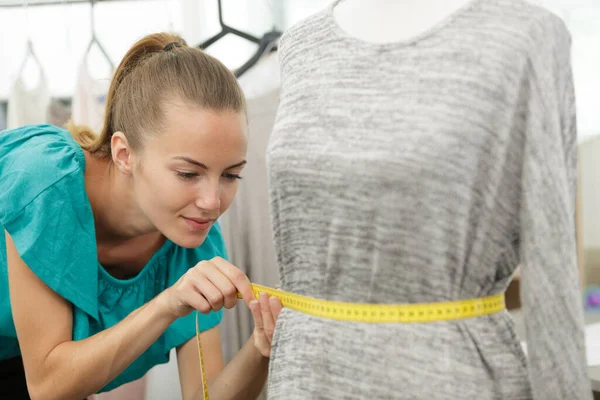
[184,217,214,224]
[182,217,215,231]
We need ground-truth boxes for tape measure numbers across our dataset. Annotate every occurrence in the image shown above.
[196,283,506,399]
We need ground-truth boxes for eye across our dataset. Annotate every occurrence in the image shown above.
[222,173,243,182]
[176,171,198,181]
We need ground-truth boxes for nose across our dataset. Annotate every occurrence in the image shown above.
[194,180,221,212]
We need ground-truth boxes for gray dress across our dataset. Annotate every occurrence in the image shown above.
[265,0,591,399]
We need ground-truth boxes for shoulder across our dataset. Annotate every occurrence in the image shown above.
[492,2,573,103]
[280,6,329,44]
[278,6,330,65]
[0,125,98,318]
[475,0,571,56]
[0,124,85,224]
[0,124,83,172]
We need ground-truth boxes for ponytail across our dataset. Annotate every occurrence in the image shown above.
[68,32,242,159]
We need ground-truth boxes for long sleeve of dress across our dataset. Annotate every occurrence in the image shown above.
[518,15,591,400]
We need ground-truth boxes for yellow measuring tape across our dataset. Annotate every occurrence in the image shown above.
[196,284,505,399]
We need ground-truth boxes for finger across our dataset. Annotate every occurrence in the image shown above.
[259,293,275,343]
[199,262,238,309]
[254,332,271,358]
[183,290,212,314]
[250,300,270,357]
[267,297,283,343]
[190,265,224,311]
[270,296,283,320]
[211,257,255,307]
[249,300,263,331]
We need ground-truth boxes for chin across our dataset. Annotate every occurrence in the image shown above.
[165,231,208,249]
[162,216,215,248]
[169,231,210,249]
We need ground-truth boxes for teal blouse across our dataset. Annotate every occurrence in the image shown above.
[0,124,224,392]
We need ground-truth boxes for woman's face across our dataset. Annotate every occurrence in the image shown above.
[131,100,248,248]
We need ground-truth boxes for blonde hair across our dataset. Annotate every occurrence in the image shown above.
[68,32,246,158]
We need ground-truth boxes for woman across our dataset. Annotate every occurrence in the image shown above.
[0,33,282,400]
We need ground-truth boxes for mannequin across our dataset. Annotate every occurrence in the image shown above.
[333,0,475,43]
[265,0,591,399]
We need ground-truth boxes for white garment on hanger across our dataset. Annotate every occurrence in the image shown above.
[71,60,111,134]
[0,103,6,131]
[47,99,72,128]
[7,74,50,129]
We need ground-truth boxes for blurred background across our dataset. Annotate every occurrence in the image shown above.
[0,0,598,398]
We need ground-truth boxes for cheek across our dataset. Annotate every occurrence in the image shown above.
[135,167,185,211]
[219,182,240,213]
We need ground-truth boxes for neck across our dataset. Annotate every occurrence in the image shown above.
[84,152,156,245]
[333,0,475,43]
[336,0,472,12]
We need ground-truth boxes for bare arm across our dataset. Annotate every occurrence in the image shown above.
[177,328,268,400]
[178,292,281,400]
[5,230,178,400]
[9,223,272,400]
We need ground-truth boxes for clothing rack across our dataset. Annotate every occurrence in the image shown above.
[0,0,155,7]
[0,0,125,103]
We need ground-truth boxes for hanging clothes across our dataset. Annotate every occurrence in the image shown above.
[218,53,281,400]
[47,98,72,128]
[0,103,6,131]
[71,60,111,134]
[7,74,50,129]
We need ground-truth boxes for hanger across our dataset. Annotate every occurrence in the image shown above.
[198,0,281,78]
[17,0,43,81]
[234,27,280,78]
[234,0,281,78]
[18,38,44,76]
[84,0,115,71]
[198,0,261,49]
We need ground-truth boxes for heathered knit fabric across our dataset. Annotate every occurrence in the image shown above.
[264,0,590,398]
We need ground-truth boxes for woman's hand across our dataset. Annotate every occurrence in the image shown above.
[249,292,283,358]
[159,256,256,318]
[158,255,283,357]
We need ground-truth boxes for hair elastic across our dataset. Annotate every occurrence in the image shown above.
[163,41,184,51]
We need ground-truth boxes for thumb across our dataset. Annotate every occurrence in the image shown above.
[211,257,256,307]
[237,280,257,308]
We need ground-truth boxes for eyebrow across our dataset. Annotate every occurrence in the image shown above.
[173,156,247,170]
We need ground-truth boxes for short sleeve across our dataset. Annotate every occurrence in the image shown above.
[162,222,228,351]
[518,15,591,399]
[0,126,99,320]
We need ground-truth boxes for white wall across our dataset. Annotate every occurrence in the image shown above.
[1,0,596,137]
[568,6,600,141]
[580,135,600,248]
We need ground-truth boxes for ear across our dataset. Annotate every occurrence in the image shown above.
[111,132,133,174]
